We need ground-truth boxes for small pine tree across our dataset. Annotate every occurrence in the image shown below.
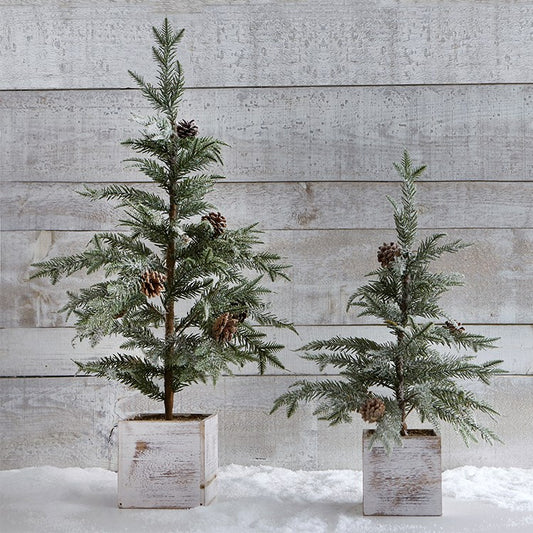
[31,19,295,420]
[272,151,505,450]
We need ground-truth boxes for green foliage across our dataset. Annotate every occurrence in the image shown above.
[31,19,294,417]
[272,151,505,450]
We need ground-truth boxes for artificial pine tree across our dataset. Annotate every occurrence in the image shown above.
[272,151,505,451]
[31,19,294,421]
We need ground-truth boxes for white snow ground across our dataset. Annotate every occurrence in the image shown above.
[0,465,532,533]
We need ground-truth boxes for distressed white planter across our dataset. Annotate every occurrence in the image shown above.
[362,429,442,516]
[118,413,218,509]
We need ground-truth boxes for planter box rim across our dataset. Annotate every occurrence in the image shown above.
[364,428,439,439]
[120,412,216,423]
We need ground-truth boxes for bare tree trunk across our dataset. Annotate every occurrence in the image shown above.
[396,271,410,435]
[164,200,177,420]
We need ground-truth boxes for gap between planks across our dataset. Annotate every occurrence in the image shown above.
[4,227,533,233]
[3,180,532,185]
[0,374,530,379]
[1,82,533,93]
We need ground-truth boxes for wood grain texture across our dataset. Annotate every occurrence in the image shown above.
[363,430,442,516]
[2,85,533,183]
[5,229,532,328]
[0,375,531,470]
[1,324,531,377]
[3,181,533,231]
[118,414,217,508]
[2,1,533,90]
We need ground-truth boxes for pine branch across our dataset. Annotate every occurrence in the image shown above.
[174,137,226,175]
[249,309,296,333]
[221,322,286,374]
[124,158,170,189]
[31,230,156,284]
[300,336,384,355]
[80,185,168,213]
[128,70,165,111]
[271,378,367,423]
[429,326,499,353]
[415,234,470,264]
[76,354,164,401]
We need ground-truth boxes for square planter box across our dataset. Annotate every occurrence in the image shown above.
[118,413,218,509]
[362,429,442,516]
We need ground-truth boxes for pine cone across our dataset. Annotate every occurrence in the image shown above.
[212,312,239,343]
[175,119,198,138]
[202,212,227,237]
[377,242,402,267]
[359,397,386,423]
[445,320,466,335]
[140,270,166,298]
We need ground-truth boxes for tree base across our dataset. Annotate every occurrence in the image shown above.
[118,413,218,509]
[362,429,442,516]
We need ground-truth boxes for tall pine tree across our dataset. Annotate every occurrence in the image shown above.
[32,19,295,420]
[272,152,505,450]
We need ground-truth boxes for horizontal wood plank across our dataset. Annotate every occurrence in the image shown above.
[2,85,533,183]
[2,1,533,90]
[0,375,531,470]
[4,229,533,328]
[3,181,533,231]
[5,324,533,377]
[1,324,530,377]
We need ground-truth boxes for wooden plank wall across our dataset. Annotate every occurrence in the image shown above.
[1,0,532,471]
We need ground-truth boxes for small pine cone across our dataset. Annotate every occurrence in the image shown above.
[175,119,198,138]
[359,397,386,423]
[202,212,227,237]
[212,312,239,343]
[445,320,466,335]
[140,270,166,298]
[377,242,402,267]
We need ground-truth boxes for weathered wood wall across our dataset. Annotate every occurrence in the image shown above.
[1,0,532,471]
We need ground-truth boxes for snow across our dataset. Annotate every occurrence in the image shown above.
[1,465,532,533]
[442,466,533,512]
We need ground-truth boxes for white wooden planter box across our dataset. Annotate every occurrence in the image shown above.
[118,413,218,509]
[362,429,442,516]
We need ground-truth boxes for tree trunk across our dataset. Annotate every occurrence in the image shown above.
[164,368,174,420]
[164,200,177,420]
[396,270,410,435]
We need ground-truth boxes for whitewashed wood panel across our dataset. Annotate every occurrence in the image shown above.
[2,0,531,476]
[1,325,531,377]
[3,181,533,231]
[4,229,533,328]
[2,85,533,183]
[0,375,531,470]
[2,1,533,90]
